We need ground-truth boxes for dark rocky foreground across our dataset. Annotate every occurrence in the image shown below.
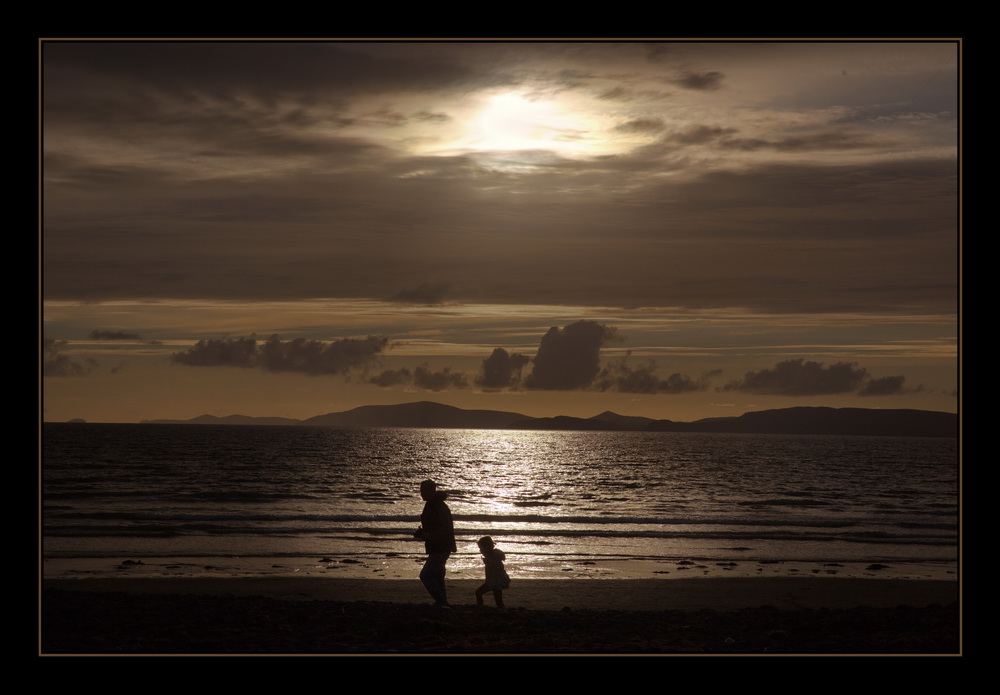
[40,589,960,655]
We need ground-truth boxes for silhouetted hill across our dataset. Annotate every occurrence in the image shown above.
[139,402,956,438]
[300,401,529,429]
[511,411,659,431]
[645,407,957,438]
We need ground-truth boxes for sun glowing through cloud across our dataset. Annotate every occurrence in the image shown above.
[457,92,598,156]
[475,94,561,149]
[41,41,959,425]
[411,89,667,161]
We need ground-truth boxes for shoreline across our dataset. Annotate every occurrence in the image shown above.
[41,576,961,655]
[42,555,959,583]
[42,575,958,611]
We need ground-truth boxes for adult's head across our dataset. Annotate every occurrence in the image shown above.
[420,479,437,501]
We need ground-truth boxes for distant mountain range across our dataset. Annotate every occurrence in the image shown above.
[138,400,958,438]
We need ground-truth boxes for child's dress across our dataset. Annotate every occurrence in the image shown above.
[482,547,511,590]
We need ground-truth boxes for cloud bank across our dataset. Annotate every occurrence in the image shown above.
[596,357,722,394]
[721,359,916,397]
[172,334,389,375]
[158,322,927,401]
[369,364,469,391]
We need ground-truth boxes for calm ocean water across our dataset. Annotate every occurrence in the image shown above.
[42,423,958,580]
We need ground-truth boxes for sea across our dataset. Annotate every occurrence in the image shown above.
[41,423,959,581]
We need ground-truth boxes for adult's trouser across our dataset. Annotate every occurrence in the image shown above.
[420,552,451,605]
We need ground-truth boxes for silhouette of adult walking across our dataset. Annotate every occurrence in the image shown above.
[414,479,457,607]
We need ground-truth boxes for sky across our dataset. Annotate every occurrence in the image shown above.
[40,40,960,424]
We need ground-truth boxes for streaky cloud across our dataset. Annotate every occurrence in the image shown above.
[89,329,142,340]
[672,70,724,90]
[387,282,453,305]
[43,337,97,377]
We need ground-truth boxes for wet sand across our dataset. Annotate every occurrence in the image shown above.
[40,576,960,655]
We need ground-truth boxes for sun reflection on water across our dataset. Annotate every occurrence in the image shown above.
[43,423,958,579]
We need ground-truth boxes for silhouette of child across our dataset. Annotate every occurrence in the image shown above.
[475,536,510,608]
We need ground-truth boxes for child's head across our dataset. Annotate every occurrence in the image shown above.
[477,536,495,552]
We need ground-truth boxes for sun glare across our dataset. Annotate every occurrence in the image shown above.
[477,94,558,149]
[462,92,595,156]
[404,90,660,161]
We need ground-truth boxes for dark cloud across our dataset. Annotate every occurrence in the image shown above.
[413,364,469,391]
[363,107,410,127]
[598,86,631,101]
[660,370,723,393]
[665,124,738,145]
[672,71,724,91]
[412,110,451,123]
[613,118,665,134]
[721,359,870,396]
[387,282,453,305]
[596,358,721,394]
[524,320,621,390]
[369,367,413,387]
[43,337,97,377]
[43,42,489,107]
[595,359,661,394]
[857,375,922,397]
[720,129,885,153]
[650,158,956,234]
[171,336,259,368]
[597,85,672,102]
[258,335,389,375]
[43,44,457,191]
[554,68,594,88]
[362,108,452,128]
[43,154,957,313]
[722,360,926,397]
[172,334,388,375]
[41,43,957,318]
[475,348,531,390]
[369,364,468,391]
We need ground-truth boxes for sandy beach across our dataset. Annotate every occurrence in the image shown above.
[41,576,960,655]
